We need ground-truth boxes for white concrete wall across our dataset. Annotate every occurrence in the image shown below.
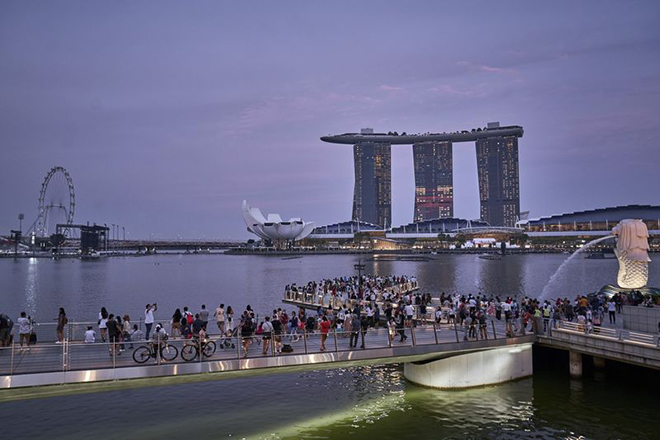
[403,343,533,389]
[623,305,660,334]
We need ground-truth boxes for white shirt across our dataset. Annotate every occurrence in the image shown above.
[84,330,96,343]
[145,308,154,324]
[17,317,31,334]
[405,305,414,317]
[608,302,616,312]
[215,307,225,322]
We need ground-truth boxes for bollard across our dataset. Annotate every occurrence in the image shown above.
[491,320,497,339]
[303,329,308,354]
[433,322,439,344]
[453,321,460,343]
[411,325,417,346]
[237,334,241,359]
[333,328,338,352]
[157,333,161,365]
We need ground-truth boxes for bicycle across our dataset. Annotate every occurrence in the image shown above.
[181,337,216,361]
[132,341,179,364]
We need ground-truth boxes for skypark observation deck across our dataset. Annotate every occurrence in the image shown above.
[321,124,524,228]
[320,126,524,145]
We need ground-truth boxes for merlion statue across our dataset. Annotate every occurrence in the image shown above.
[611,219,651,289]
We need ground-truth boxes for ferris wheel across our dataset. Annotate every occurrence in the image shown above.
[36,166,76,237]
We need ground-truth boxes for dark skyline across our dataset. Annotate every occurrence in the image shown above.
[1,1,659,239]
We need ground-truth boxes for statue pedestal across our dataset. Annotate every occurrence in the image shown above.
[622,305,660,334]
[596,284,660,298]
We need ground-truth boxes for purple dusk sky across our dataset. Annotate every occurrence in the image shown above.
[1,1,659,240]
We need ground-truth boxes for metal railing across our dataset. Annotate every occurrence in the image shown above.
[0,317,528,381]
[546,320,660,348]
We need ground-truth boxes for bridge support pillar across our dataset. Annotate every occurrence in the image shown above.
[403,343,532,389]
[593,355,606,369]
[569,351,582,378]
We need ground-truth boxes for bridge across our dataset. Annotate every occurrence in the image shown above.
[1,316,658,397]
[0,319,534,393]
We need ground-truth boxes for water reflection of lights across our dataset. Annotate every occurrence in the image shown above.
[26,256,39,315]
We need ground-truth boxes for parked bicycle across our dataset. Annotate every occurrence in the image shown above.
[181,337,216,361]
[132,341,179,363]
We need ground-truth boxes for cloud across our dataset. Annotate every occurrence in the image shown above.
[457,61,518,76]
[379,84,404,91]
[426,83,490,97]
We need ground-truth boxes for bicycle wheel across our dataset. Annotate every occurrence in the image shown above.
[203,340,216,358]
[133,346,151,364]
[181,343,198,362]
[160,343,179,361]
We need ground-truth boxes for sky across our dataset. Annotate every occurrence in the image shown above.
[1,1,659,240]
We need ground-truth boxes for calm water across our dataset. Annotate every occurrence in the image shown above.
[1,253,659,439]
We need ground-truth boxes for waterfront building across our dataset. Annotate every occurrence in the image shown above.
[520,204,660,234]
[321,122,523,227]
[476,123,521,227]
[413,141,453,221]
[352,128,392,228]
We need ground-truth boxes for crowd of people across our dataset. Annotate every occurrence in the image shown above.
[285,275,418,308]
[0,284,650,357]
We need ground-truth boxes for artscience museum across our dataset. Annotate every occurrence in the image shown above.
[241,200,315,242]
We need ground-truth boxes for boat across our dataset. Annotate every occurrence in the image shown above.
[478,253,502,260]
[81,251,103,260]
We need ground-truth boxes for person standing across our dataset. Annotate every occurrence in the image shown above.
[395,310,407,342]
[387,317,396,344]
[145,303,157,341]
[214,304,226,336]
[107,314,119,355]
[122,315,131,348]
[98,307,108,342]
[199,305,210,329]
[0,314,12,347]
[608,299,616,324]
[349,314,360,348]
[271,313,283,354]
[17,312,31,351]
[226,306,234,334]
[171,308,182,338]
[240,311,253,358]
[359,314,369,349]
[319,316,330,351]
[261,316,273,355]
[56,307,67,344]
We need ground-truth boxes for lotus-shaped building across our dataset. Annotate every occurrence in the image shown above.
[242,200,315,241]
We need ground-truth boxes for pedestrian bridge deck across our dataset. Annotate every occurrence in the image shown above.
[0,320,532,390]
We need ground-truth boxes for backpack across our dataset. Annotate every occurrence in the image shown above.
[243,317,253,330]
[186,314,194,325]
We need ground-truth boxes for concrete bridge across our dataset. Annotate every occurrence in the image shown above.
[537,320,660,377]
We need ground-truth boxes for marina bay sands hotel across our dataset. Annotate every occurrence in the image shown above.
[321,122,523,228]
